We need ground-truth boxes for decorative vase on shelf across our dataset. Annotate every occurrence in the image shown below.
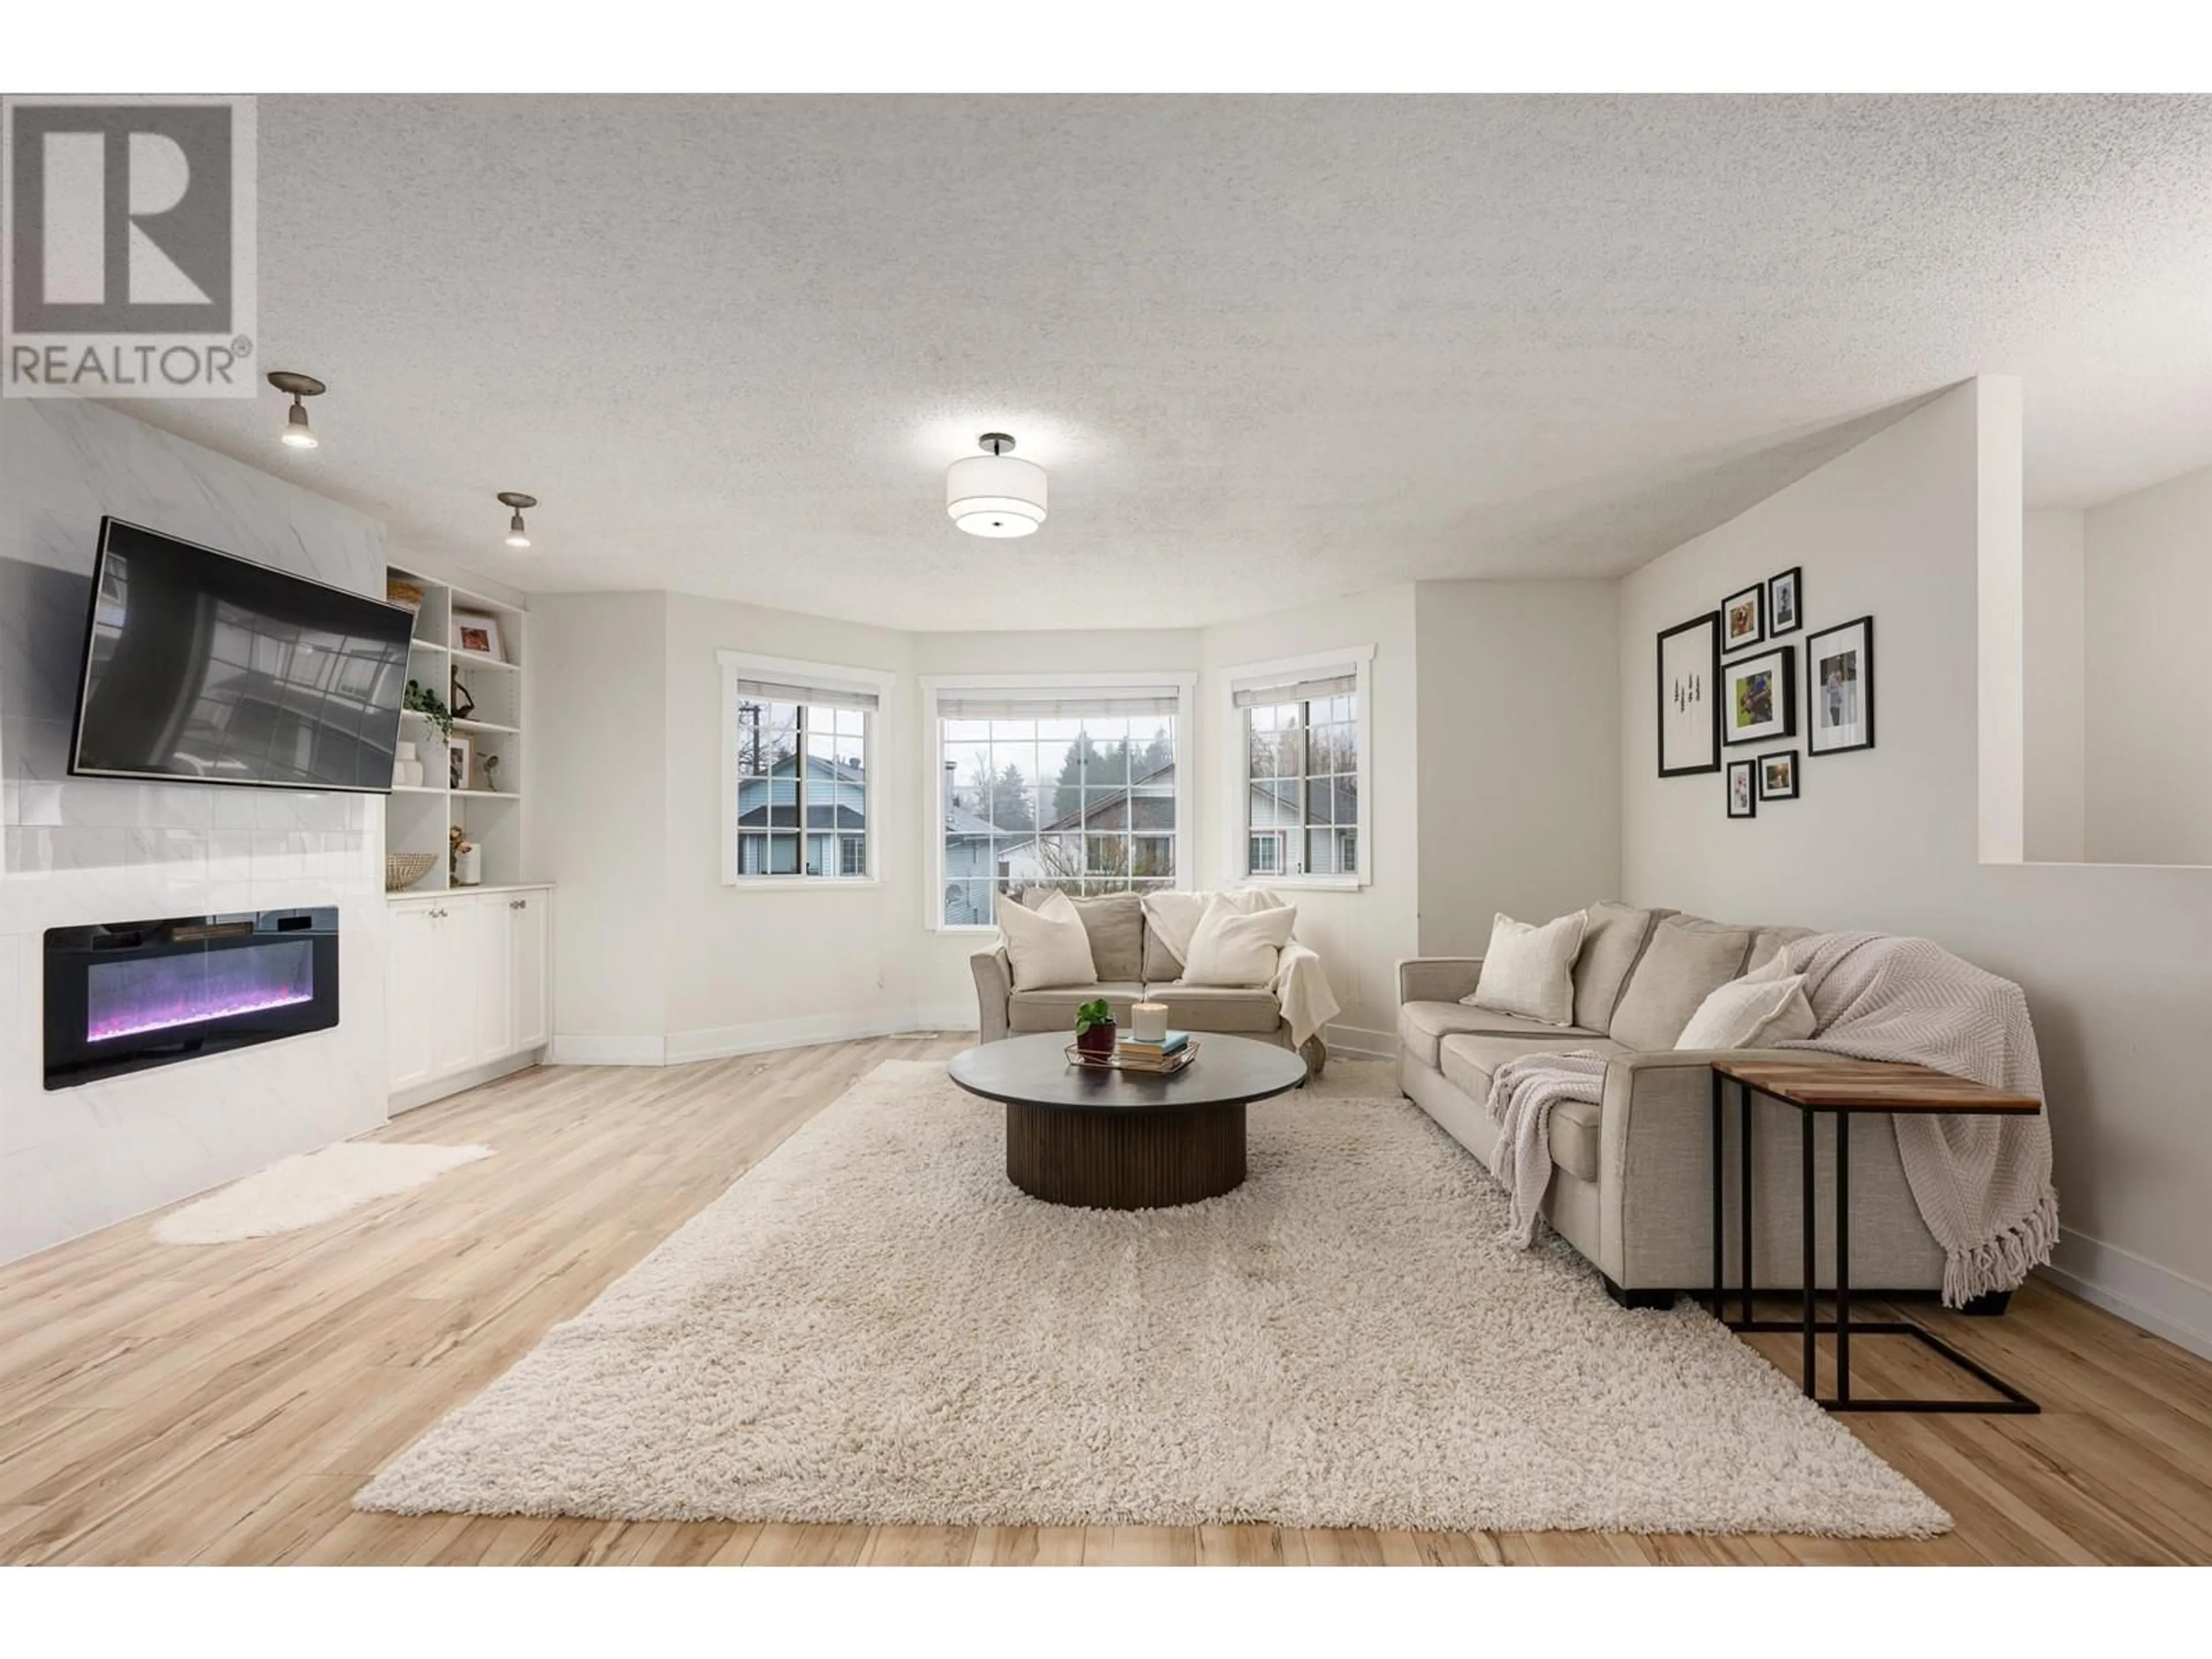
[455,844,482,887]
[392,741,423,789]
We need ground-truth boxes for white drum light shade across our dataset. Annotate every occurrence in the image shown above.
[946,452,1048,538]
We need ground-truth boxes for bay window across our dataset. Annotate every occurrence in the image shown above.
[1232,647,1373,886]
[926,679,1192,929]
[720,653,891,885]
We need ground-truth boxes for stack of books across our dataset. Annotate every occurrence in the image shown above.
[1115,1029,1192,1073]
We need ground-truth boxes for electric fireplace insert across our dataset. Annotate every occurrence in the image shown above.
[43,908,339,1089]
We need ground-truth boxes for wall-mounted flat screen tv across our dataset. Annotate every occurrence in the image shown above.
[68,517,416,793]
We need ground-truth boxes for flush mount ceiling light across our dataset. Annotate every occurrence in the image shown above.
[267,371,325,449]
[498,491,537,549]
[946,432,1047,538]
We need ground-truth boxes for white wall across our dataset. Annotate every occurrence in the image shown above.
[529,592,672,1055]
[1619,380,2212,1354]
[1413,579,1622,957]
[2083,465,2212,866]
[2022,509,2087,862]
[1199,586,1421,1052]
[0,402,391,1263]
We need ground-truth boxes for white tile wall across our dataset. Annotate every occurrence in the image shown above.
[0,401,393,1263]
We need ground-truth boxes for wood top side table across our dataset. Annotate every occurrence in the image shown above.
[1707,1056,2042,1415]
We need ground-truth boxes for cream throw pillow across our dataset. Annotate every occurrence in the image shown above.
[1674,970,1817,1051]
[1463,911,1588,1025]
[1180,898,1298,988]
[997,889,1099,991]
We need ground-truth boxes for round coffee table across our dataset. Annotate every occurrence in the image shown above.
[948,1031,1309,1210]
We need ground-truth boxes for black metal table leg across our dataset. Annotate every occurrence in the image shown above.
[1740,1083,1755,1328]
[1710,1069,1725,1320]
[1835,1110,1851,1406]
[1800,1100,1816,1398]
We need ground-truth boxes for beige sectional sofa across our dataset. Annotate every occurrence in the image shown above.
[1397,903,1958,1309]
[971,890,1317,1065]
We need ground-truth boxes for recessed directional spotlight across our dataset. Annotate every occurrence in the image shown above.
[267,371,325,449]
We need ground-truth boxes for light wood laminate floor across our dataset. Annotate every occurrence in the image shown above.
[2,1036,2209,1566]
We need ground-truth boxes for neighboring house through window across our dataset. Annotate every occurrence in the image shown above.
[720,652,892,884]
[1232,646,1373,885]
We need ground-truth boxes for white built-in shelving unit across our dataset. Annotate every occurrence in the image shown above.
[384,563,529,895]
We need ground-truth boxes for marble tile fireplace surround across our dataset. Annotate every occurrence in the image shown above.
[0,400,392,1263]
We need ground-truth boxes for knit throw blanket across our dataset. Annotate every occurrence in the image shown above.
[1483,931,2060,1305]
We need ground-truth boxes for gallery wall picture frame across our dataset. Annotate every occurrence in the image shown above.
[1757,748,1799,801]
[1721,582,1764,655]
[1722,644,1796,746]
[1767,566,1803,637]
[1806,615,1876,756]
[447,732,474,791]
[1727,759,1758,819]
[1656,611,1722,777]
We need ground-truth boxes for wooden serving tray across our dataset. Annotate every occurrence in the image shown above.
[1065,1042,1199,1077]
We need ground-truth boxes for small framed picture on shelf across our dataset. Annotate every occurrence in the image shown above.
[447,732,474,791]
[1727,759,1758,819]
[453,609,505,662]
[1767,566,1803,637]
[1722,582,1764,654]
[1806,615,1876,756]
[1757,749,1798,801]
[1722,645,1796,745]
[1655,611,1722,777]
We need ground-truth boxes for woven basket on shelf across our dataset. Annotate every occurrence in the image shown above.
[386,578,425,611]
[385,852,438,892]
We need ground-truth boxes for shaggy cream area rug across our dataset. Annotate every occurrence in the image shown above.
[153,1141,493,1244]
[355,1060,1945,1536]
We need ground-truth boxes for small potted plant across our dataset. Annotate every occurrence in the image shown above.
[1073,997,1117,1058]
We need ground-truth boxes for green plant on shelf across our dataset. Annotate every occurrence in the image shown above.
[403,679,453,739]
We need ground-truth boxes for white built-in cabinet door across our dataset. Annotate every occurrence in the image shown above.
[507,889,549,1052]
[386,899,440,1092]
[429,897,481,1077]
[474,893,516,1063]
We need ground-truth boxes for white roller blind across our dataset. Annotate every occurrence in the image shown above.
[936,688,1181,721]
[733,676,880,713]
[1231,669,1357,710]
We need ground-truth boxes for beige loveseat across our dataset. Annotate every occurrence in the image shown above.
[971,890,1324,1071]
[1398,903,1969,1309]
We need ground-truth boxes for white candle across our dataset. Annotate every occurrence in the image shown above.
[1131,1001,1169,1043]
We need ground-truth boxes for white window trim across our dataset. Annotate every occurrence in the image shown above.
[1221,643,1374,892]
[921,671,1199,933]
[719,649,896,889]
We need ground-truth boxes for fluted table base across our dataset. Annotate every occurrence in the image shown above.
[1006,1100,1247,1209]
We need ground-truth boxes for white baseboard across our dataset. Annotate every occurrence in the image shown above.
[664,1010,934,1066]
[2037,1231,2212,1361]
[547,1033,669,1067]
[1323,1022,1396,1061]
[389,1049,544,1114]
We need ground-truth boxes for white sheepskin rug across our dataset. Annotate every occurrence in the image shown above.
[354,1060,1945,1536]
[153,1141,493,1244]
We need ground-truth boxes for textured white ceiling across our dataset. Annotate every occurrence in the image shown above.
[124,95,2212,630]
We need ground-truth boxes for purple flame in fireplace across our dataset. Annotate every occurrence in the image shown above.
[85,940,316,1043]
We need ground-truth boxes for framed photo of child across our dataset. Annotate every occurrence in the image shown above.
[1806,616,1875,756]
